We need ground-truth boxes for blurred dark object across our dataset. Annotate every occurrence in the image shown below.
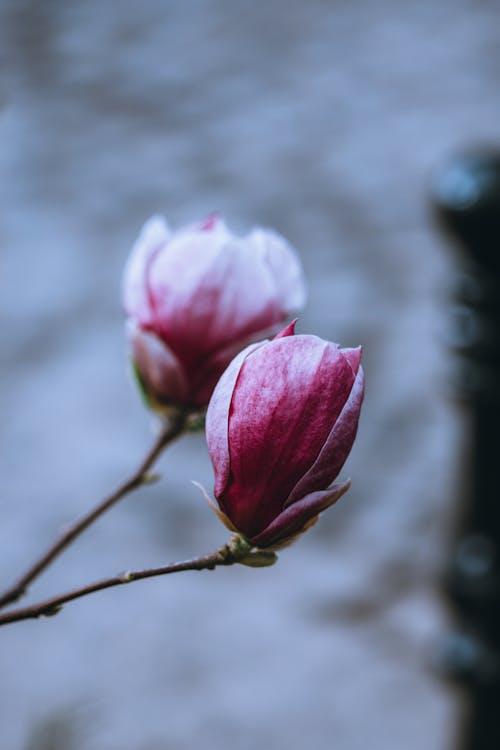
[433,149,500,750]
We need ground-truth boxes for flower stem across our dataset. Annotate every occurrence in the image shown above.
[0,412,187,610]
[0,538,245,627]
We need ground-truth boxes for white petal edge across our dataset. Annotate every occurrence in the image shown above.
[122,215,170,320]
[206,340,267,497]
[247,227,307,312]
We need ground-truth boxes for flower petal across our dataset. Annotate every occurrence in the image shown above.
[191,323,283,406]
[206,341,266,497]
[284,362,364,507]
[127,321,189,406]
[273,319,297,340]
[122,215,170,325]
[341,346,362,375]
[247,228,307,312]
[250,481,351,548]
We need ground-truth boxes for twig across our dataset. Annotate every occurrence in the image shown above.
[0,412,187,610]
[0,537,249,627]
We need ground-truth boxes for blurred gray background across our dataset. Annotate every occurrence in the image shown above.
[1,1,499,748]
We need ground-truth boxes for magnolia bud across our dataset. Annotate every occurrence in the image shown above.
[206,322,364,549]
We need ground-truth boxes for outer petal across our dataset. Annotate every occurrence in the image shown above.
[285,361,364,507]
[191,481,239,534]
[273,319,297,340]
[191,214,233,242]
[190,322,285,407]
[250,481,351,548]
[127,321,189,406]
[206,341,267,497]
[247,228,307,312]
[341,346,362,375]
[198,214,219,231]
[122,215,170,325]
[195,238,283,348]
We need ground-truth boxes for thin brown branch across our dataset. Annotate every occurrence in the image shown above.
[0,412,187,610]
[0,540,244,627]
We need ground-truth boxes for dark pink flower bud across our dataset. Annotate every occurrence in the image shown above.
[122,215,306,411]
[205,322,364,549]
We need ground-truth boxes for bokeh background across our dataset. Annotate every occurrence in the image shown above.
[1,1,499,748]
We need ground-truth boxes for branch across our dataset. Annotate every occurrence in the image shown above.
[0,537,256,627]
[0,412,187,610]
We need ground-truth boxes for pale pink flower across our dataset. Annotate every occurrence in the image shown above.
[123,215,306,410]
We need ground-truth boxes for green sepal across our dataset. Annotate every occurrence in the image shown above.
[131,360,154,409]
[217,535,278,568]
[238,550,278,568]
[43,604,63,617]
[142,472,161,485]
[185,412,206,433]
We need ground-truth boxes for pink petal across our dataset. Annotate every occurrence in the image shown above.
[250,482,351,548]
[246,228,307,312]
[122,215,170,325]
[285,363,364,507]
[206,341,266,498]
[273,319,297,339]
[199,213,219,231]
[190,323,284,406]
[127,321,189,406]
[190,215,232,241]
[341,346,362,375]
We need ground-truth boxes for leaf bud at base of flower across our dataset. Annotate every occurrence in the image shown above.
[238,550,278,568]
[220,534,278,568]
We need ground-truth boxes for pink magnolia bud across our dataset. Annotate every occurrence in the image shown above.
[206,322,364,549]
[122,215,306,411]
